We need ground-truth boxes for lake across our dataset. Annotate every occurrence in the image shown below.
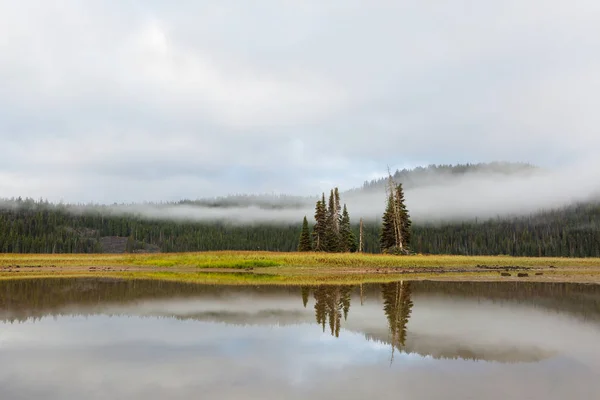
[1,279,599,399]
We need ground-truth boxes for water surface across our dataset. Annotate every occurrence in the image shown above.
[1,279,599,399]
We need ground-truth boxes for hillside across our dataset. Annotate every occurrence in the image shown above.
[350,162,538,193]
[0,198,599,257]
[0,162,598,256]
[168,162,541,209]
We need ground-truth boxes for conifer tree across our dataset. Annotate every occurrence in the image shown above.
[325,190,341,252]
[395,184,412,249]
[313,194,327,251]
[340,204,357,252]
[298,216,313,252]
[380,177,411,254]
[380,193,397,252]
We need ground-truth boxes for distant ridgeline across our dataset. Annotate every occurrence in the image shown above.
[0,162,599,256]
[348,161,538,193]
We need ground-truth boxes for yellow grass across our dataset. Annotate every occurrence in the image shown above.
[2,251,599,268]
[1,251,600,285]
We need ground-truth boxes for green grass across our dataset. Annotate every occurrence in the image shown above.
[2,251,599,269]
[127,255,279,269]
[2,251,600,285]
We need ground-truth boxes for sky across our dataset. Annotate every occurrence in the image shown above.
[1,1,600,203]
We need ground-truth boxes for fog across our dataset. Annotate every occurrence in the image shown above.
[349,159,600,222]
[2,160,599,224]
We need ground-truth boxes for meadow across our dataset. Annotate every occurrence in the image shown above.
[1,251,600,285]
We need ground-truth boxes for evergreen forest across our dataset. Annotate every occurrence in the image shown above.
[0,197,598,257]
[0,163,599,257]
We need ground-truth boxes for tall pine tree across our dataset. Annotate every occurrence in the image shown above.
[380,178,411,254]
[340,204,357,252]
[380,192,397,252]
[313,194,327,251]
[325,189,342,252]
[395,184,411,250]
[298,216,313,252]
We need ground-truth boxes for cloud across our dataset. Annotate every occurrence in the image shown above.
[1,1,600,202]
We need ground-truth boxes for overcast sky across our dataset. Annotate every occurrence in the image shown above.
[1,1,600,203]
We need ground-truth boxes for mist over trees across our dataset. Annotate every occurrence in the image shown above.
[351,162,538,193]
[0,162,599,257]
[1,195,600,257]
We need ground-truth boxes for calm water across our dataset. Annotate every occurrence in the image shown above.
[1,279,600,399]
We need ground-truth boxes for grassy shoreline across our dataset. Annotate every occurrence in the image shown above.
[1,251,600,285]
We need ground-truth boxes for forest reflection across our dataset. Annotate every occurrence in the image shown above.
[2,281,600,400]
[2,279,600,364]
[2,278,600,325]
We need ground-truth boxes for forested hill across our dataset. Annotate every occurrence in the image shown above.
[0,198,599,257]
[349,161,538,193]
[171,162,540,209]
[0,162,599,257]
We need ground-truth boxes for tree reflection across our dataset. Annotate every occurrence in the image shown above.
[313,285,353,337]
[300,286,310,308]
[309,282,412,344]
[381,281,413,364]
[360,283,365,306]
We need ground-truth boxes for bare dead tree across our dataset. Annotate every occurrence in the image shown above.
[360,283,365,306]
[333,187,341,233]
[387,167,404,252]
[359,218,364,253]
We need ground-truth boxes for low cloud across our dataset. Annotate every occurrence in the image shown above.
[5,161,598,224]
